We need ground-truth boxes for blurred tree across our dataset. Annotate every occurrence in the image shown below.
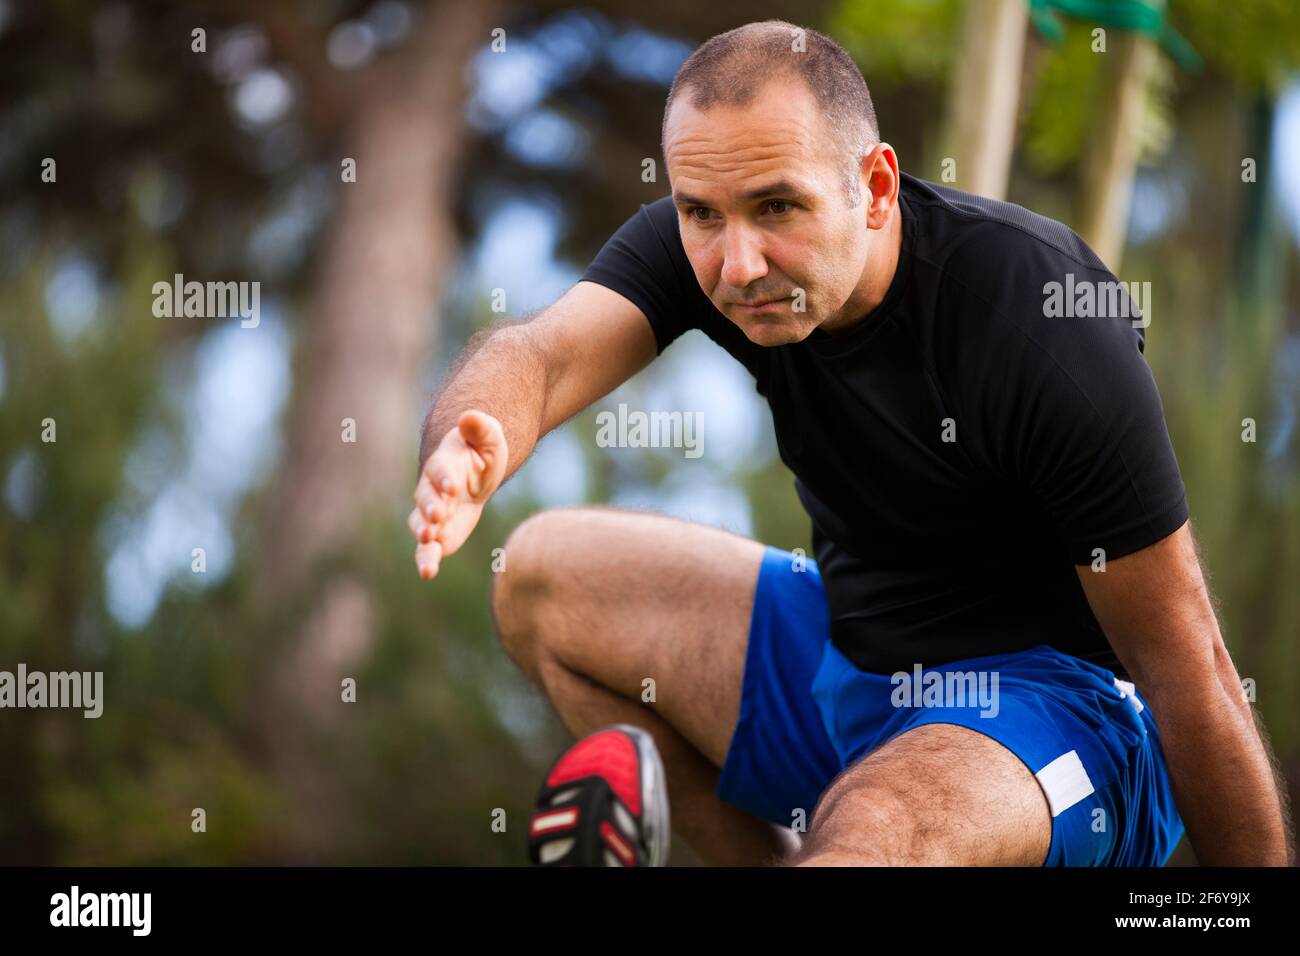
[246,0,504,860]
[942,0,1029,200]
[2,0,1297,868]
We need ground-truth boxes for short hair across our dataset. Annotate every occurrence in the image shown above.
[661,20,880,207]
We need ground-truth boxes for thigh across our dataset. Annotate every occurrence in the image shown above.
[807,722,1053,866]
[504,505,766,768]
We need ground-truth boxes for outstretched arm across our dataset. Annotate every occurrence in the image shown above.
[410,281,658,578]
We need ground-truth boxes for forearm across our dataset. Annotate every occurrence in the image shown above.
[419,323,548,478]
[1148,648,1294,865]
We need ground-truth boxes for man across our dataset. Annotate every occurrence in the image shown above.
[409,20,1293,866]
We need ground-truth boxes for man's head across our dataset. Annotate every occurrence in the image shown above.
[661,20,901,346]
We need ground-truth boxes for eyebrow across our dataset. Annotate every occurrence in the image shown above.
[672,180,814,209]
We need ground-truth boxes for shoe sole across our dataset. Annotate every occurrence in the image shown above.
[608,723,670,867]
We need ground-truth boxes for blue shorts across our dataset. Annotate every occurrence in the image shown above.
[717,546,1185,866]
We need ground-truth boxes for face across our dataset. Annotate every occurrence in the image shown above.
[664,79,897,346]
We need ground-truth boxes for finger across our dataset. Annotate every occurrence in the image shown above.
[417,539,443,561]
[459,410,505,465]
[426,482,450,525]
[407,506,429,541]
[466,448,485,498]
[416,540,443,579]
[460,413,506,493]
[414,474,438,518]
[419,468,457,522]
[458,410,498,450]
[408,506,439,544]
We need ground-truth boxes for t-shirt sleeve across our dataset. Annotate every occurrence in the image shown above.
[942,247,1190,567]
[579,200,696,355]
[992,310,1189,565]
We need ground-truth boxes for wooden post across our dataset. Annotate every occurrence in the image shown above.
[942,0,1030,200]
[1076,5,1164,272]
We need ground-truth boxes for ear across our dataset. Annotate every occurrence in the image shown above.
[861,143,900,229]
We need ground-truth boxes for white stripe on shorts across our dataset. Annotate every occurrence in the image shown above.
[1035,750,1096,817]
[1114,677,1145,714]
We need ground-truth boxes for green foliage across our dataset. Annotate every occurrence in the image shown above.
[1173,0,1300,94]
[830,0,964,83]
[1021,21,1178,176]
[0,240,564,864]
[1148,294,1300,758]
[3,0,1296,867]
[1024,25,1108,175]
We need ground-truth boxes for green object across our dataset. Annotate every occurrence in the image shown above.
[1027,0,1202,71]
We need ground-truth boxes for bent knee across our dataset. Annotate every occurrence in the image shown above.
[803,785,909,860]
[490,507,598,674]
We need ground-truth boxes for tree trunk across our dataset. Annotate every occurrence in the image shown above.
[1076,14,1162,272]
[942,0,1029,200]
[254,0,499,858]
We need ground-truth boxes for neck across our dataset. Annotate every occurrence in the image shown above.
[818,203,903,337]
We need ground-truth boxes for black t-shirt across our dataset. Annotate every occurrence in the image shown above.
[580,173,1188,679]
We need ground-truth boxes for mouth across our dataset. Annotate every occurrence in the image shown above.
[734,297,786,313]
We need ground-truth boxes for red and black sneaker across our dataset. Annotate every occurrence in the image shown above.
[527,723,670,867]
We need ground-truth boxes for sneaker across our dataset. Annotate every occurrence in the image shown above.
[527,723,671,867]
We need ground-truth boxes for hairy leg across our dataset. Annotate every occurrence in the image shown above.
[492,505,798,865]
[790,723,1052,866]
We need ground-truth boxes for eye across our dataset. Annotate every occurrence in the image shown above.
[766,200,793,215]
[687,206,713,223]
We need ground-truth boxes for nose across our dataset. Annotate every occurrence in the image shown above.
[719,220,768,290]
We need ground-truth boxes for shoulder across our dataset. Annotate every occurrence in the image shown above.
[905,175,1107,298]
[904,175,1102,266]
[903,178,1160,452]
[582,195,719,356]
[609,195,681,254]
[640,194,680,228]
[903,174,1147,363]
[586,194,691,290]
